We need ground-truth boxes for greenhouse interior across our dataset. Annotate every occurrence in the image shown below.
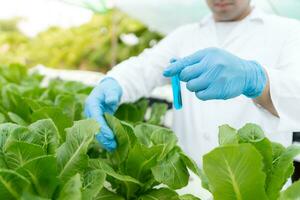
[1,0,300,199]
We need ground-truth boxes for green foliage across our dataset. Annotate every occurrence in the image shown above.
[179,194,202,200]
[0,63,168,132]
[203,123,300,200]
[204,144,268,200]
[0,169,30,199]
[0,119,98,199]
[115,99,168,126]
[115,99,149,124]
[0,64,199,199]
[58,173,82,200]
[138,188,179,200]
[0,18,29,65]
[279,180,300,200]
[0,10,162,72]
[0,18,22,32]
[97,114,200,199]
[57,120,99,182]
[147,103,168,125]
[0,64,92,136]
[3,63,299,199]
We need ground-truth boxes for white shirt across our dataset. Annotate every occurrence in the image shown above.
[108,8,300,165]
[215,21,239,44]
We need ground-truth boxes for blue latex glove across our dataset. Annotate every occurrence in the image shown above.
[85,77,122,151]
[163,48,267,100]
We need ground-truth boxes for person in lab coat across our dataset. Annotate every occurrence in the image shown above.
[85,0,300,164]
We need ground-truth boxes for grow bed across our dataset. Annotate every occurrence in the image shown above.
[0,64,208,199]
[1,64,300,200]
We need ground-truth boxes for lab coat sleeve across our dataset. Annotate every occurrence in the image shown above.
[106,26,187,103]
[266,25,300,132]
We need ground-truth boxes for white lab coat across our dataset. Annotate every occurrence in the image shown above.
[108,8,300,165]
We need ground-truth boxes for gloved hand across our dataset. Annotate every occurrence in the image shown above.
[163,48,267,100]
[85,77,122,151]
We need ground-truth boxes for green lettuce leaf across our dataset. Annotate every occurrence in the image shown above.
[279,180,300,200]
[5,141,45,169]
[266,145,300,200]
[0,169,29,199]
[218,125,238,145]
[203,144,268,200]
[179,194,201,200]
[125,143,161,182]
[28,119,60,154]
[96,187,125,200]
[54,95,80,121]
[237,123,265,143]
[152,149,189,190]
[1,84,31,121]
[115,99,149,124]
[88,159,142,185]
[7,112,28,126]
[147,102,168,125]
[0,123,20,168]
[16,155,58,198]
[31,107,73,142]
[105,114,131,166]
[138,188,179,200]
[150,128,177,160]
[237,124,273,187]
[58,174,82,200]
[82,169,106,200]
[0,113,6,123]
[57,119,99,182]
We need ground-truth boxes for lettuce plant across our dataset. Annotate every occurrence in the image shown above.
[88,114,201,199]
[0,117,201,199]
[202,124,300,200]
[0,64,167,129]
[0,64,201,199]
[3,64,299,200]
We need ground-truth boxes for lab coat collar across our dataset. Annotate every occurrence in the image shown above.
[248,7,266,22]
[199,7,266,27]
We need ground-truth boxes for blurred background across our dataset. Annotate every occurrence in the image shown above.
[0,0,165,73]
[2,0,300,73]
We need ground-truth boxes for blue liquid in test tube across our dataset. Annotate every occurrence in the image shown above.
[171,74,182,110]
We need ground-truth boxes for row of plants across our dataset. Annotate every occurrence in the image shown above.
[0,10,163,72]
[1,63,300,200]
[0,64,200,199]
